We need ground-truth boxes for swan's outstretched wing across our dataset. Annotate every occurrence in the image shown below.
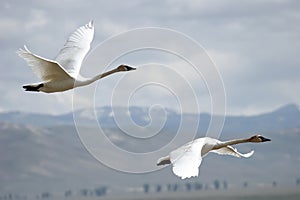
[170,139,204,179]
[55,20,94,78]
[17,46,72,81]
[211,145,254,158]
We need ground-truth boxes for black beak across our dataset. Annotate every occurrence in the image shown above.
[261,137,271,142]
[126,66,136,71]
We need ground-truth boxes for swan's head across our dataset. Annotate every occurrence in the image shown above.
[117,64,136,71]
[249,135,271,143]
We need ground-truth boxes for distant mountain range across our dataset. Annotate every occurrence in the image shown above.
[1,104,300,132]
[0,104,300,196]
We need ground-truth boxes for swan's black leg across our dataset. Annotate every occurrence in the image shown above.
[23,83,44,92]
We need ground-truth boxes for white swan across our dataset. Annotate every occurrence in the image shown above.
[16,20,135,93]
[157,135,271,179]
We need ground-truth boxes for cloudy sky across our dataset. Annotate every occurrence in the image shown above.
[1,0,299,115]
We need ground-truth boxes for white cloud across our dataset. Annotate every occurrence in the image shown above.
[99,20,129,36]
[1,0,299,115]
[0,18,20,39]
[25,9,48,31]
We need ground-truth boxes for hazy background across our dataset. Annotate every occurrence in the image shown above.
[1,0,300,199]
[1,0,300,115]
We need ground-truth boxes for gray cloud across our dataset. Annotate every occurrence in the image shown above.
[1,0,299,115]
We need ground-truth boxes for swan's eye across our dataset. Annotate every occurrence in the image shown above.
[257,136,271,142]
[258,136,264,140]
[123,66,136,71]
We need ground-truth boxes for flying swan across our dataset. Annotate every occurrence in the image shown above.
[157,135,271,179]
[16,20,136,93]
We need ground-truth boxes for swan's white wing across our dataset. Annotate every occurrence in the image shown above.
[170,139,204,179]
[171,151,202,179]
[211,145,254,158]
[55,20,94,78]
[17,46,72,81]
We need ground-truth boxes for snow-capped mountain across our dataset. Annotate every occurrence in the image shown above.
[0,104,299,195]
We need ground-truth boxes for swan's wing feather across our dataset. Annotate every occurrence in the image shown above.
[171,151,202,179]
[170,139,204,179]
[211,145,254,158]
[55,20,94,78]
[17,46,72,81]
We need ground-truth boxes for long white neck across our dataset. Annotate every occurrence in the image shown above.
[212,137,250,150]
[74,68,120,87]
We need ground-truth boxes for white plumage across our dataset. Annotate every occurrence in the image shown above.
[55,21,94,77]
[157,135,270,179]
[170,139,204,179]
[17,21,135,93]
